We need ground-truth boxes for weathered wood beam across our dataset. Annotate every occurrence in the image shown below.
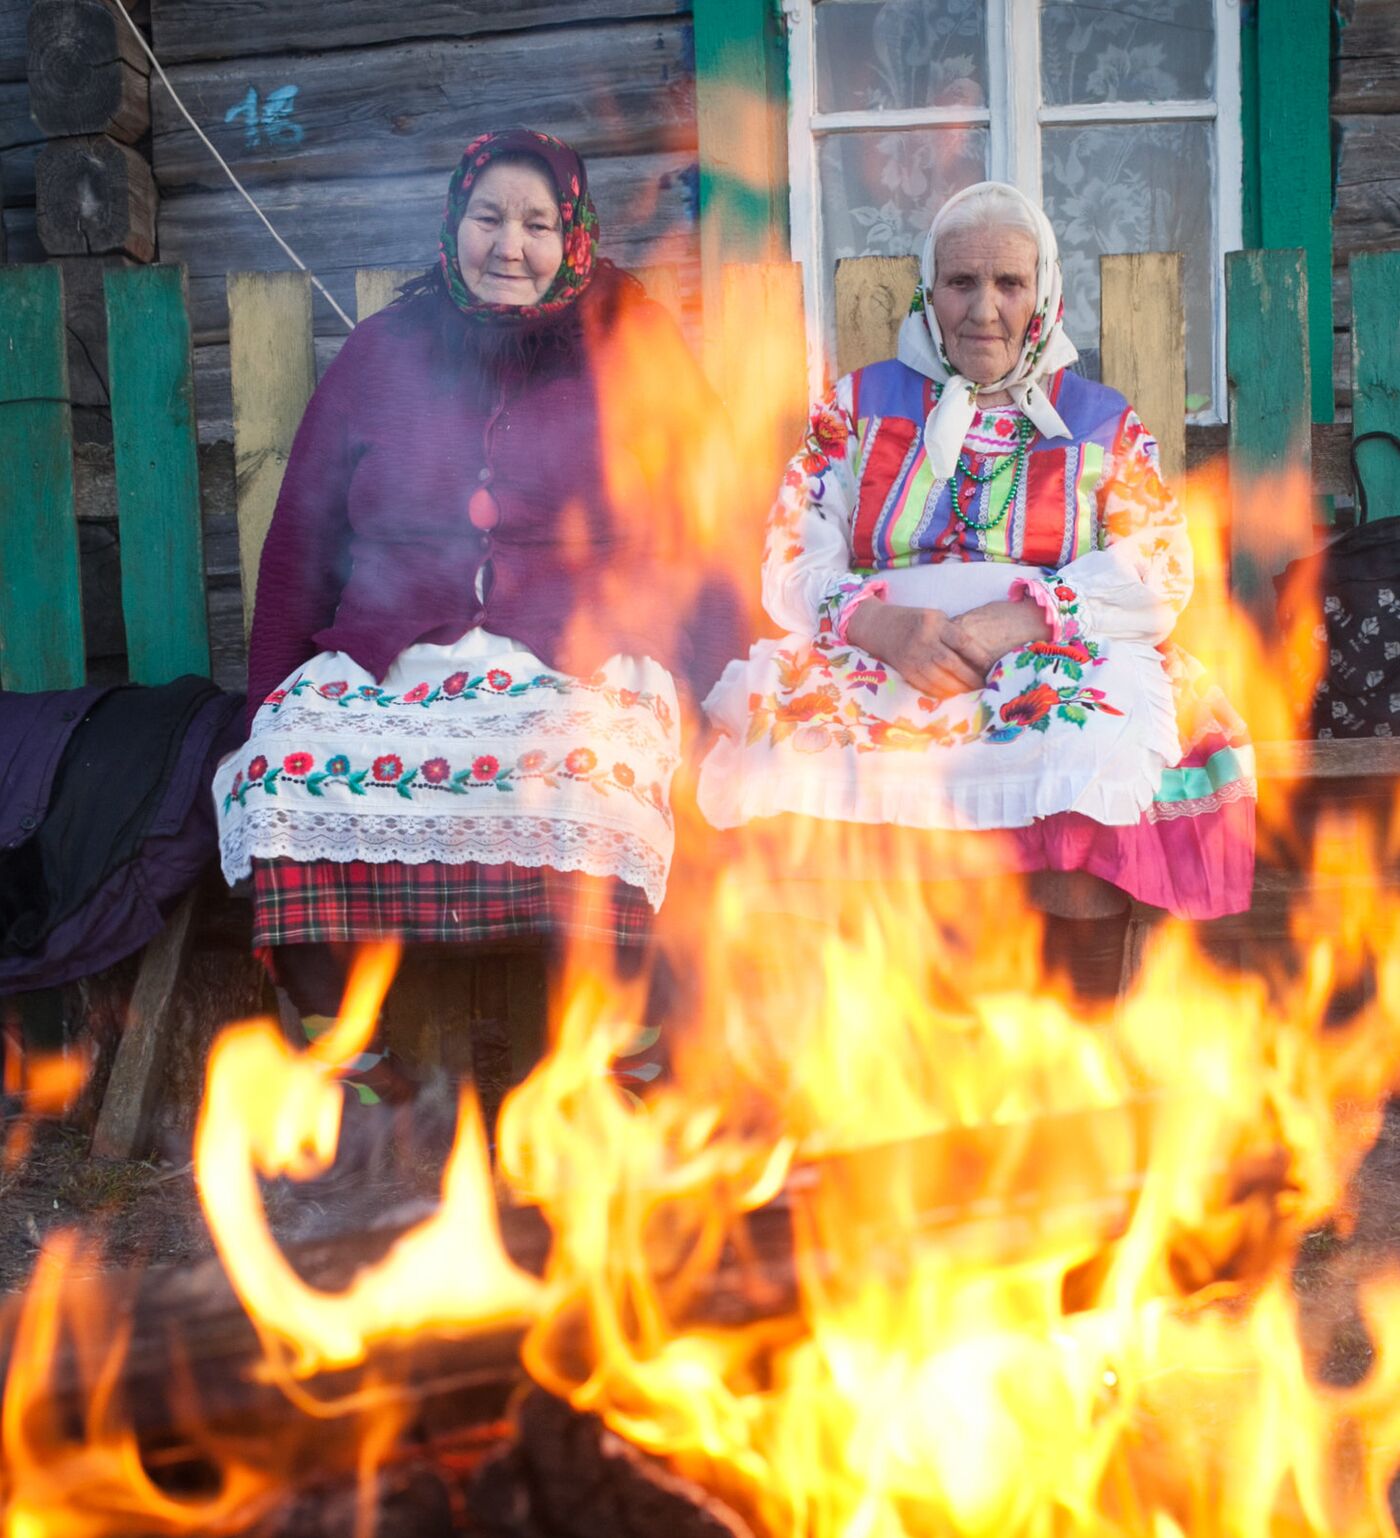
[35,133,157,259]
[157,152,698,341]
[1350,251,1400,522]
[1226,249,1315,632]
[1099,253,1186,488]
[149,0,686,64]
[28,0,151,142]
[0,79,43,206]
[833,252,916,378]
[105,263,211,682]
[0,264,84,692]
[0,0,27,82]
[1334,0,1400,113]
[228,271,315,638]
[1332,114,1400,261]
[90,889,199,1160]
[151,21,695,193]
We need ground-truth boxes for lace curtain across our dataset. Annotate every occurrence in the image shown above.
[814,0,1218,408]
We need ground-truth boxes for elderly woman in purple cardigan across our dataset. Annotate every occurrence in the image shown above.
[214,129,733,1097]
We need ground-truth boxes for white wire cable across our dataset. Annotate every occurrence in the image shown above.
[112,2,356,330]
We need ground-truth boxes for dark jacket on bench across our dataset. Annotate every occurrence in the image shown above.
[0,677,244,993]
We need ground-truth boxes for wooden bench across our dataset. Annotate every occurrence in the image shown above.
[3,245,1398,1154]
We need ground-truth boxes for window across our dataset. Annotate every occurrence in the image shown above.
[784,0,1243,418]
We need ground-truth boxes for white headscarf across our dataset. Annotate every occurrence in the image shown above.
[895,181,1079,481]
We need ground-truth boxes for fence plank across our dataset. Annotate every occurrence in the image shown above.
[105,263,211,681]
[229,271,315,637]
[719,259,806,478]
[1350,250,1400,520]
[1225,249,1314,630]
[632,262,683,326]
[834,254,918,377]
[354,267,417,322]
[0,264,84,690]
[1099,253,1186,488]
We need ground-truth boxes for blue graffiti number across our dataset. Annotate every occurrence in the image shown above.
[225,85,304,149]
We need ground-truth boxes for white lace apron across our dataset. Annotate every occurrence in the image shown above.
[214,630,680,910]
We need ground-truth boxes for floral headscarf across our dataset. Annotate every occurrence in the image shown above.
[895,181,1079,480]
[438,128,600,326]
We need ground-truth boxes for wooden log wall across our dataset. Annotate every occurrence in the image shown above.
[0,0,42,262]
[1332,0,1400,422]
[146,0,700,345]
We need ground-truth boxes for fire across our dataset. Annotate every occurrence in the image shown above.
[194,941,541,1378]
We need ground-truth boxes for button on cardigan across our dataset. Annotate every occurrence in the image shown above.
[245,285,742,729]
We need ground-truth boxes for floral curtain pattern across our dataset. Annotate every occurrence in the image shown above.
[1041,122,1215,409]
[815,0,988,113]
[1040,0,1215,105]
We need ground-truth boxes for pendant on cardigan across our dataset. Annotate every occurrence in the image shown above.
[468,484,501,531]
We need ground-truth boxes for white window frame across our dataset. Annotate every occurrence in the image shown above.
[783,0,1244,421]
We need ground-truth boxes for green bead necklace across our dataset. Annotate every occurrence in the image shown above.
[952,415,1035,532]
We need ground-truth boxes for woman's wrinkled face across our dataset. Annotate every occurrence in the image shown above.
[931,224,1039,385]
[456,160,564,305]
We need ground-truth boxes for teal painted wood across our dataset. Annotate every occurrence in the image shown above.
[1257,0,1333,424]
[1239,1,1261,250]
[1226,248,1313,627]
[104,264,211,683]
[0,265,84,692]
[1351,251,1400,522]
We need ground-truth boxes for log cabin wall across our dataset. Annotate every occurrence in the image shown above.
[0,0,41,260]
[1333,0,1400,421]
[145,0,700,445]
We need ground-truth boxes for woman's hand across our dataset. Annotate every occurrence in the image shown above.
[949,598,1051,673]
[845,601,986,698]
[845,597,1051,698]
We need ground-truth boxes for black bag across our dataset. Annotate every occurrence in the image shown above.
[1286,432,1400,738]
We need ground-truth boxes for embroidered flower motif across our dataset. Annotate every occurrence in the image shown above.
[792,723,832,754]
[231,771,244,795]
[564,225,591,271]
[1054,585,1076,602]
[358,685,382,698]
[442,672,469,697]
[248,755,268,779]
[372,754,403,782]
[1027,312,1044,344]
[565,747,597,775]
[993,416,1016,438]
[282,752,314,776]
[471,755,500,781]
[486,669,512,691]
[402,682,431,703]
[266,689,287,705]
[420,757,450,784]
[323,681,348,698]
[326,755,350,776]
[618,688,639,708]
[810,401,848,461]
[1000,683,1058,730]
[613,762,635,787]
[1026,640,1092,664]
[517,750,548,772]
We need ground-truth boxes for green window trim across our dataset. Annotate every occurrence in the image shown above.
[1243,0,1335,425]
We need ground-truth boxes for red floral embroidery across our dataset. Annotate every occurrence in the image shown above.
[372,754,403,782]
[471,755,500,781]
[565,747,597,775]
[1054,585,1076,601]
[266,689,287,705]
[403,682,431,703]
[282,752,314,776]
[1000,684,1058,728]
[1025,640,1092,664]
[613,762,635,787]
[517,750,548,772]
[443,672,469,697]
[420,757,450,784]
[248,755,268,779]
[322,681,348,698]
[486,669,513,691]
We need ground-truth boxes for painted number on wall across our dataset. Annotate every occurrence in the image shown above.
[225,86,304,148]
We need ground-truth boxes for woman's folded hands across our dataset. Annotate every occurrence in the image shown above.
[844,596,1051,699]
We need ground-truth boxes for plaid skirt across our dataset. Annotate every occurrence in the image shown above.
[251,857,655,949]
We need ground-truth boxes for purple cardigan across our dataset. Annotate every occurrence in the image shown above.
[246,285,739,728]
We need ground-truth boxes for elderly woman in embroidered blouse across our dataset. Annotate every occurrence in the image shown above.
[213,129,735,1095]
[699,181,1254,1002]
